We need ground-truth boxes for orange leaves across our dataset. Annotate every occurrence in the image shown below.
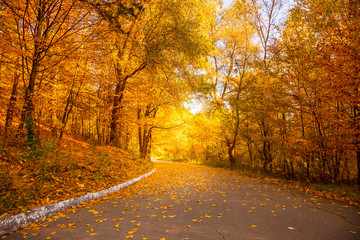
[0,140,154,216]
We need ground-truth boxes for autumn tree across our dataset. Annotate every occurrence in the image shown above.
[205,0,258,166]
[82,0,215,150]
[276,0,360,184]
[0,0,90,146]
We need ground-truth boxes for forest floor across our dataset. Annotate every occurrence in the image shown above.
[0,133,153,218]
[4,161,360,240]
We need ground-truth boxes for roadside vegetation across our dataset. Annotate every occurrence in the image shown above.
[158,157,360,205]
[0,131,153,217]
[206,160,360,205]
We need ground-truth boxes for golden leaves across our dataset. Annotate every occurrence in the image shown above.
[93,219,105,223]
[1,141,154,217]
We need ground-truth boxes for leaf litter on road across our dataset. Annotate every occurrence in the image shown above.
[7,162,360,239]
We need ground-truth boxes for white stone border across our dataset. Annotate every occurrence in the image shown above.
[0,168,156,236]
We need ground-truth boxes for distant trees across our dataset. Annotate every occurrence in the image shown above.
[159,0,360,185]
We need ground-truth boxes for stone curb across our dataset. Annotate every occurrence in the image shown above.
[0,168,156,236]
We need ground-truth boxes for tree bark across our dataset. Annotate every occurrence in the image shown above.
[110,63,146,146]
[138,105,157,160]
[5,65,20,137]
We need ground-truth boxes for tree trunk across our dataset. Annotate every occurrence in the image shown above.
[5,66,20,137]
[226,138,236,167]
[110,82,123,146]
[228,145,236,167]
[19,63,39,147]
[247,141,253,168]
[18,2,46,144]
[137,105,157,160]
[260,120,272,172]
[355,102,360,186]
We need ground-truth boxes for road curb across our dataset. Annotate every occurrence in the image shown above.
[0,168,156,236]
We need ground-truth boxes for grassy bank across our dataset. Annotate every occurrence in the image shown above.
[202,161,360,206]
[0,135,153,218]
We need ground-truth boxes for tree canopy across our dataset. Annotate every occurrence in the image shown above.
[1,0,359,188]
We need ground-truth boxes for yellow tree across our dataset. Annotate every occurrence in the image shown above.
[1,0,90,146]
[247,0,285,171]
[205,0,258,166]
[83,0,216,147]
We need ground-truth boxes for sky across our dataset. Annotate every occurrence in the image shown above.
[222,0,233,8]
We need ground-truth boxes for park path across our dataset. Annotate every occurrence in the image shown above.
[5,161,360,240]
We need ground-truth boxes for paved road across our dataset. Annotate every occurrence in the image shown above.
[5,162,360,240]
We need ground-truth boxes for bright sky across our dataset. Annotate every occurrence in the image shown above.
[222,0,233,8]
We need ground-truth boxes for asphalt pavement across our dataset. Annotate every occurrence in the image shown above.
[4,161,360,240]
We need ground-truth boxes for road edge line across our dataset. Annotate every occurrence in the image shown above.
[0,168,156,236]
